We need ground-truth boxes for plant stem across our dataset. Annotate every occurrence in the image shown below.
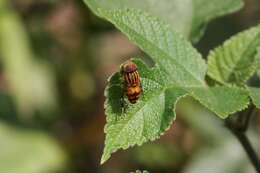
[225,105,260,173]
[229,126,260,172]
[237,104,255,132]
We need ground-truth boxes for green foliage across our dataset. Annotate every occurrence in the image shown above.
[83,0,243,42]
[191,0,244,42]
[84,0,192,37]
[207,25,260,85]
[247,87,260,108]
[81,0,260,166]
[102,58,187,164]
[189,86,249,118]
[99,9,207,87]
[0,122,66,173]
[99,9,250,163]
[256,47,260,77]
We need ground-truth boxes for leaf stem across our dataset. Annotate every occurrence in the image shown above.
[236,103,255,132]
[229,128,260,173]
[225,105,260,173]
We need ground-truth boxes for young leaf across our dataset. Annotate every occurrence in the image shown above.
[83,0,243,42]
[191,0,244,42]
[207,25,260,85]
[247,87,260,108]
[189,86,249,118]
[100,9,249,163]
[83,0,193,37]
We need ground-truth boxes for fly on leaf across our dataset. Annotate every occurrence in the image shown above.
[121,60,142,104]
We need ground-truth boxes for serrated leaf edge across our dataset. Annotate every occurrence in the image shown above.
[99,8,207,86]
[102,65,188,164]
[189,86,250,118]
[207,24,260,85]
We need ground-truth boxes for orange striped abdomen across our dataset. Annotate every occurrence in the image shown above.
[121,61,142,103]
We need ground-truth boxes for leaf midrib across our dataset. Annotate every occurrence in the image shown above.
[101,9,205,86]
[108,74,183,146]
[107,79,165,150]
[222,32,260,83]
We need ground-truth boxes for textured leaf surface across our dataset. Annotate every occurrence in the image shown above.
[207,25,260,85]
[83,0,193,37]
[191,0,244,42]
[189,86,249,118]
[99,9,207,87]
[100,9,250,163]
[103,59,187,164]
[248,87,260,108]
[83,0,243,42]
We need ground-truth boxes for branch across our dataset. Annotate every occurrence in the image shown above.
[225,105,260,173]
[228,124,260,172]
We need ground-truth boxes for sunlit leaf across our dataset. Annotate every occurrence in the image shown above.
[103,59,187,164]
[83,0,243,42]
[99,9,249,163]
[207,25,260,85]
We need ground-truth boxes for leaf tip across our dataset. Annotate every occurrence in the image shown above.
[100,153,110,165]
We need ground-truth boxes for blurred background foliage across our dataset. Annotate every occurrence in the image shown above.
[0,0,259,173]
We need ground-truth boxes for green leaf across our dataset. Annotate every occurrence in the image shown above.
[84,0,193,37]
[102,59,187,164]
[0,121,66,173]
[99,9,207,87]
[189,86,249,118]
[207,24,260,85]
[100,9,249,163]
[191,0,244,42]
[247,87,260,108]
[83,0,243,42]
[256,47,260,77]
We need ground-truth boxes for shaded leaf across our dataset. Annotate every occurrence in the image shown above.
[99,9,249,163]
[84,0,193,37]
[83,0,243,42]
[189,86,249,118]
[256,47,260,77]
[207,25,260,85]
[191,0,244,42]
[102,59,187,164]
[247,87,260,108]
[99,9,207,87]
